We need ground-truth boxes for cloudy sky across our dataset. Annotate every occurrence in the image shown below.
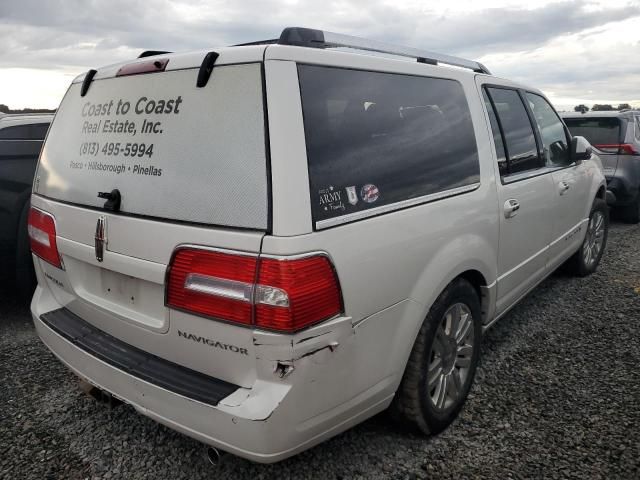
[0,0,638,110]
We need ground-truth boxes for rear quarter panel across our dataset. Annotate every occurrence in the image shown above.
[264,54,499,412]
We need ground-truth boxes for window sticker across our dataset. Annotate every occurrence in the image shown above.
[360,184,380,204]
[345,186,358,205]
[318,186,345,212]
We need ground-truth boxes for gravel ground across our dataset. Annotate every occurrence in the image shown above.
[1,221,639,480]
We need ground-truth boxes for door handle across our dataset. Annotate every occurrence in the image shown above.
[559,181,570,195]
[504,199,520,218]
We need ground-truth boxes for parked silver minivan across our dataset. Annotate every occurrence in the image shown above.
[29,28,608,463]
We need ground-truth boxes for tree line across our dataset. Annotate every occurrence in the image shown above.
[573,103,635,113]
[0,104,56,114]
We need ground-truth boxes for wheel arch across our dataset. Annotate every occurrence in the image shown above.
[389,245,498,392]
[457,269,492,325]
[407,233,498,331]
[387,265,492,413]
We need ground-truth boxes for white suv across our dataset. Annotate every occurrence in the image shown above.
[29,28,608,463]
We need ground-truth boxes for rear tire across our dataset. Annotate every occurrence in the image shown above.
[391,278,482,435]
[565,198,608,277]
[618,194,640,224]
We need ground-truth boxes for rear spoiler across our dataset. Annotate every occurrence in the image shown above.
[80,48,219,96]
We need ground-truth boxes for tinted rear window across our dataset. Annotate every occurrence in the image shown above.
[564,117,622,146]
[0,122,50,140]
[298,65,480,227]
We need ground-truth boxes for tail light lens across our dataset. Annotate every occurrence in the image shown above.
[166,248,342,333]
[27,207,63,268]
[166,249,257,325]
[256,256,342,332]
[594,144,639,155]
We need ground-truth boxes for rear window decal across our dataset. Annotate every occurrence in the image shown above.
[35,64,268,229]
[318,186,345,212]
[345,186,358,205]
[360,184,379,204]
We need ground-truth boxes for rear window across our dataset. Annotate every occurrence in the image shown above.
[35,64,268,229]
[0,122,49,140]
[563,117,622,146]
[298,65,480,228]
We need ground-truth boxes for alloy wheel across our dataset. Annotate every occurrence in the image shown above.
[583,210,605,267]
[427,303,475,411]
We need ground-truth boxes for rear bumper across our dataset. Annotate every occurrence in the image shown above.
[40,307,239,406]
[31,286,396,463]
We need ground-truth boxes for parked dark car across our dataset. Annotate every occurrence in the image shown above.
[0,113,53,295]
[562,110,640,223]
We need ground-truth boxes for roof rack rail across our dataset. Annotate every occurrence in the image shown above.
[233,39,279,47]
[274,27,491,74]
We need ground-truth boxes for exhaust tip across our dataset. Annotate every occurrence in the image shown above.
[78,379,122,409]
[206,446,221,467]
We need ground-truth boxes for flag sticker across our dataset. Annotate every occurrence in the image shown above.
[360,184,379,203]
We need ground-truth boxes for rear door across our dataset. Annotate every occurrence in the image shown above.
[32,51,269,387]
[482,85,555,314]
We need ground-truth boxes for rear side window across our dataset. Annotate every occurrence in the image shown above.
[298,65,480,227]
[0,123,50,140]
[635,117,640,141]
[485,87,541,176]
[563,117,622,146]
[525,93,570,167]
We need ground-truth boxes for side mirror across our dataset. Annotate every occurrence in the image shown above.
[571,136,592,162]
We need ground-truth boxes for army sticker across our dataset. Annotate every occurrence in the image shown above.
[360,184,379,203]
[345,186,358,205]
[319,186,345,212]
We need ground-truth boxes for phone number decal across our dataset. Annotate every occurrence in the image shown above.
[79,142,154,158]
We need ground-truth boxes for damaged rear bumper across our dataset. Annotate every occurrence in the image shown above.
[31,285,396,463]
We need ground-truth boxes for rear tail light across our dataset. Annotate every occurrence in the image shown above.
[594,144,639,155]
[256,256,342,332]
[167,249,256,325]
[27,207,63,269]
[166,248,342,333]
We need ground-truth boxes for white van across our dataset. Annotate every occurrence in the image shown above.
[29,28,608,463]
